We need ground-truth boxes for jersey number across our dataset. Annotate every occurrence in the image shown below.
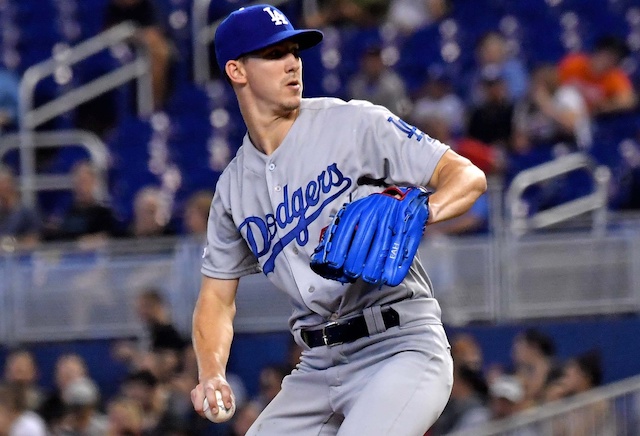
[387,117,424,141]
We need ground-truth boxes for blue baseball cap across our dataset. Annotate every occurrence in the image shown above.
[214,4,323,72]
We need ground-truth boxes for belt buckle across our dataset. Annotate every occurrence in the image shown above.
[322,321,340,347]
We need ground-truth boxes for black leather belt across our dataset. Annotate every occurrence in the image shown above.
[301,308,400,348]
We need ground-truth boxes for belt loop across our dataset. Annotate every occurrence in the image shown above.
[363,306,386,335]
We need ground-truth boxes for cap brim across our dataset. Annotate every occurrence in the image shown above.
[240,29,323,58]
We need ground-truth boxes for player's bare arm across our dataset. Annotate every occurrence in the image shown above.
[191,276,238,416]
[426,149,487,225]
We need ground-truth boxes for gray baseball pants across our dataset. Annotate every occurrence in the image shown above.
[246,320,453,436]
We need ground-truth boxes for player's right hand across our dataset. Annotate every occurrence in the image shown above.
[191,375,235,417]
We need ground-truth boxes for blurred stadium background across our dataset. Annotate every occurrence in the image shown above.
[2,0,640,434]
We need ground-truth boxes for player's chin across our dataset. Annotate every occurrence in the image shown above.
[280,96,301,112]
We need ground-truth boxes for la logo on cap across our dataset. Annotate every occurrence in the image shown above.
[263,6,289,26]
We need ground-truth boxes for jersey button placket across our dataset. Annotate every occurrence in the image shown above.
[270,162,282,192]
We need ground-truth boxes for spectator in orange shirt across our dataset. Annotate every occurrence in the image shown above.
[558,35,636,115]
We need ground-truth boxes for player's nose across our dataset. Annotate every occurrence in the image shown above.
[284,54,301,73]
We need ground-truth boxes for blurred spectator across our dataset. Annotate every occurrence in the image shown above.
[140,339,197,434]
[542,372,567,404]
[106,396,144,436]
[120,308,256,432]
[135,288,185,353]
[119,369,189,435]
[112,288,204,434]
[387,0,450,36]
[450,334,483,371]
[0,383,47,436]
[182,190,214,238]
[467,65,515,151]
[431,334,489,435]
[104,0,175,109]
[43,161,118,244]
[0,68,20,134]
[57,377,109,436]
[513,64,592,155]
[548,350,613,435]
[557,349,603,397]
[119,370,162,432]
[488,375,525,420]
[430,364,490,435]
[469,31,529,104]
[2,349,44,411]
[413,105,503,177]
[126,186,174,238]
[411,64,465,136]
[230,402,261,436]
[558,35,637,116]
[112,288,185,372]
[39,354,89,432]
[250,364,290,413]
[0,166,41,250]
[347,42,411,117]
[511,329,560,408]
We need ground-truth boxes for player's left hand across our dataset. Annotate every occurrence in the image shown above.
[310,186,430,287]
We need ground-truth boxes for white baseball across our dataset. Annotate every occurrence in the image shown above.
[203,390,236,423]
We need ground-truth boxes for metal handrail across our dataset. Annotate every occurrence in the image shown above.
[17,21,152,207]
[0,130,110,201]
[447,374,640,436]
[192,0,291,85]
[19,21,153,130]
[192,0,213,86]
[506,153,611,236]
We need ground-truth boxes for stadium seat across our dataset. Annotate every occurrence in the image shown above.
[107,115,164,223]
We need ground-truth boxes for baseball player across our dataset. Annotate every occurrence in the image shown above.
[191,4,487,435]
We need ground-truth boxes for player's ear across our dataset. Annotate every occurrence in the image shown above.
[225,60,247,85]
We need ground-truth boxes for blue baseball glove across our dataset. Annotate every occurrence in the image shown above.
[310,186,431,287]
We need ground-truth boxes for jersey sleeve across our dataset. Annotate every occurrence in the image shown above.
[356,102,450,187]
[201,174,261,279]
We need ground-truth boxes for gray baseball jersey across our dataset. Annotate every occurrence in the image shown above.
[201,97,449,332]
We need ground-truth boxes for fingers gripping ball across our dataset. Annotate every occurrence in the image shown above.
[310,186,430,287]
[203,391,236,423]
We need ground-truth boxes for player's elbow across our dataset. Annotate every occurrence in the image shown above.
[474,165,488,195]
[464,160,488,200]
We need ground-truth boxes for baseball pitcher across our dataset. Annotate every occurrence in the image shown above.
[191,4,487,435]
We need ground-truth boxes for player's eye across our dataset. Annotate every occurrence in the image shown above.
[258,46,300,60]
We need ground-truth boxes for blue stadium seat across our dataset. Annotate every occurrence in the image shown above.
[12,0,57,22]
[590,112,640,167]
[397,24,445,94]
[75,0,110,39]
[164,82,219,204]
[590,111,640,209]
[107,115,163,223]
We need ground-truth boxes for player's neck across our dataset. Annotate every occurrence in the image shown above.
[243,106,299,155]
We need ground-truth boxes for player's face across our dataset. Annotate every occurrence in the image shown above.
[241,41,303,113]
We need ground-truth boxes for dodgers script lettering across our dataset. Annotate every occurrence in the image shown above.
[239,163,352,274]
